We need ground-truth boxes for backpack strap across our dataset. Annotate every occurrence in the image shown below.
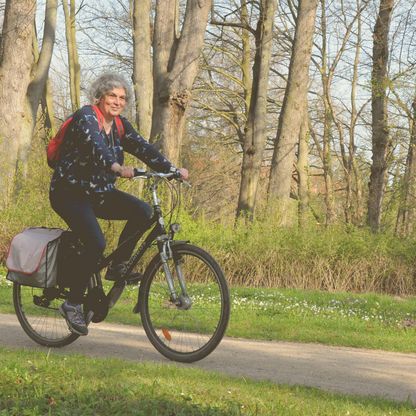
[114,116,125,139]
[91,105,125,140]
[91,105,105,131]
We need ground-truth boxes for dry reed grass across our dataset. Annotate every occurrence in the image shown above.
[215,249,416,295]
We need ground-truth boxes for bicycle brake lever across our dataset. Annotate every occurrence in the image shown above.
[175,176,191,188]
[181,180,192,188]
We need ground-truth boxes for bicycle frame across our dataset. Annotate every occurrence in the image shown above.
[91,174,188,306]
[13,171,229,362]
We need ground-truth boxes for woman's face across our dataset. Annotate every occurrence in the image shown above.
[98,87,127,119]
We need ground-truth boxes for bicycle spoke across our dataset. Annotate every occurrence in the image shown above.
[13,284,79,347]
[140,244,230,362]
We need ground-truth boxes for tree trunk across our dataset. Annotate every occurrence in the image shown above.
[321,94,335,225]
[240,0,252,116]
[151,0,212,165]
[132,0,152,138]
[62,0,80,112]
[19,0,57,182]
[319,0,336,225]
[350,0,364,224]
[236,0,276,221]
[0,0,37,208]
[33,12,56,134]
[367,0,394,232]
[41,78,56,133]
[297,96,310,228]
[335,106,351,224]
[267,0,318,224]
[395,97,416,237]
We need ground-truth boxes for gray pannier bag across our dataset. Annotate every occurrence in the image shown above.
[6,227,65,288]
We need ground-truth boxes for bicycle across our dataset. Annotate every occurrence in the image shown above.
[12,170,230,363]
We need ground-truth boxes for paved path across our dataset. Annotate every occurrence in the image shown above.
[0,313,415,404]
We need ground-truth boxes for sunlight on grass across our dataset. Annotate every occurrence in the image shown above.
[230,288,416,326]
[0,347,414,416]
[1,270,416,352]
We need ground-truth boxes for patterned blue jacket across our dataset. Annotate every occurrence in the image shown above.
[50,105,173,195]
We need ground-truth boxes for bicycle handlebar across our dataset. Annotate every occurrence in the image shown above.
[132,169,176,178]
[132,168,191,187]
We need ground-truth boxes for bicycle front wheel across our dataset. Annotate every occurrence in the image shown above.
[13,283,79,347]
[139,243,230,363]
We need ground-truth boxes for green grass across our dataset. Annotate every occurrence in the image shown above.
[1,272,416,353]
[227,287,416,352]
[0,347,414,415]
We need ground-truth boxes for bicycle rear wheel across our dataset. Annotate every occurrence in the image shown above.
[13,283,79,347]
[139,243,230,363]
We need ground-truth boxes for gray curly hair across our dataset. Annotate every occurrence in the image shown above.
[88,72,132,104]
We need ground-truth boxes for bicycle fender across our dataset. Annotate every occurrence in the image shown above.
[170,240,190,245]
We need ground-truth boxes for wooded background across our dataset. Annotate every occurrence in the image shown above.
[0,0,415,236]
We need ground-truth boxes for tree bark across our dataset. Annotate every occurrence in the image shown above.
[31,23,56,134]
[319,0,336,225]
[367,0,394,232]
[321,82,335,225]
[62,0,80,112]
[236,0,276,221]
[240,0,252,117]
[132,0,152,138]
[0,0,37,208]
[41,78,56,133]
[0,0,57,207]
[267,0,318,224]
[395,97,416,237]
[350,0,364,224]
[297,96,310,228]
[19,0,57,179]
[151,0,212,165]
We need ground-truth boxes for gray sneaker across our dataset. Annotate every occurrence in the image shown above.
[59,301,88,336]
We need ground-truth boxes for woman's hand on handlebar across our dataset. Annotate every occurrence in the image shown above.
[177,167,189,180]
[111,163,135,178]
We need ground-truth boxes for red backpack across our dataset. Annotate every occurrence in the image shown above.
[47,105,125,168]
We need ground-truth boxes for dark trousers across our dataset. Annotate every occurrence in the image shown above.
[50,184,153,304]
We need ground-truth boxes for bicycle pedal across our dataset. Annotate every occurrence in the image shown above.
[125,273,143,285]
[85,310,95,325]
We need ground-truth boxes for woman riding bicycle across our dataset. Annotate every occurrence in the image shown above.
[50,72,188,336]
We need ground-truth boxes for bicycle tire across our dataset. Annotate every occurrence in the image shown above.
[139,243,230,363]
[13,283,79,347]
